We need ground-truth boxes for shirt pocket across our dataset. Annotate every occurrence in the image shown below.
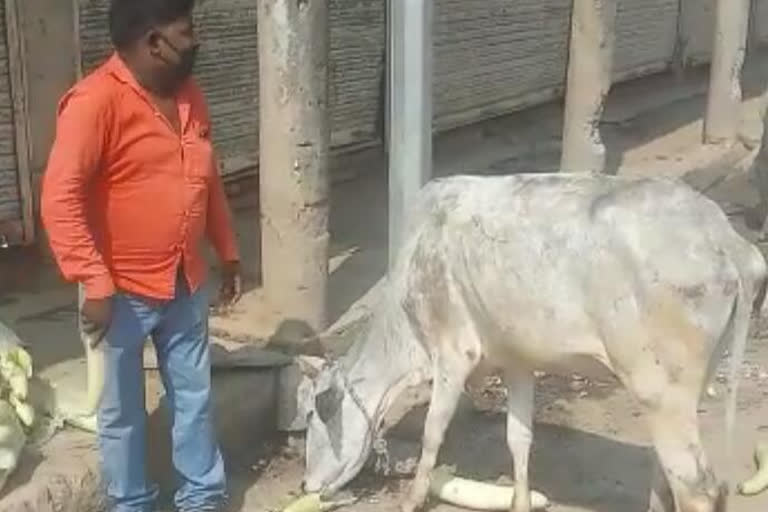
[184,122,215,218]
[185,122,215,183]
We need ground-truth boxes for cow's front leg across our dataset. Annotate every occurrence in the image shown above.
[505,367,534,512]
[401,357,470,512]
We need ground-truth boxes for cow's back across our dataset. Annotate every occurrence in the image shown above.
[398,173,763,371]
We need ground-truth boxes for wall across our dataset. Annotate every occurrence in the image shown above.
[432,0,571,131]
[0,0,21,236]
[19,0,76,184]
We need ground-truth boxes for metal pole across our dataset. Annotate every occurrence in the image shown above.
[387,0,433,271]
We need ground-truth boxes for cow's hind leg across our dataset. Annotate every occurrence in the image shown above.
[624,370,725,512]
[646,394,724,512]
[400,349,475,512]
[504,367,535,512]
[648,456,675,512]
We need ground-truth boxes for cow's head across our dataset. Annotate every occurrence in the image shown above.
[303,359,375,495]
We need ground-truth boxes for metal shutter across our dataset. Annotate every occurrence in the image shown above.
[433,0,571,130]
[679,0,715,66]
[613,0,680,81]
[329,0,386,148]
[0,0,20,228]
[76,0,385,178]
[754,0,768,44]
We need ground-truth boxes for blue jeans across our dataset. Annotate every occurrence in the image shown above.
[97,278,227,512]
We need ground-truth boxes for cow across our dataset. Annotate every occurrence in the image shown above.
[302,173,768,512]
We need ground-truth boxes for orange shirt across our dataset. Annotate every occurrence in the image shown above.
[41,54,239,301]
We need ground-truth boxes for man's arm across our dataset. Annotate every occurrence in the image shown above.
[206,171,240,263]
[191,82,239,263]
[40,88,115,299]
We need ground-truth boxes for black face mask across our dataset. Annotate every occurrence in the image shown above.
[158,34,199,84]
[174,43,199,82]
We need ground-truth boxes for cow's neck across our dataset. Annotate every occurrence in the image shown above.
[341,296,430,435]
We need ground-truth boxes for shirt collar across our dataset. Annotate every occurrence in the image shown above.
[104,52,194,132]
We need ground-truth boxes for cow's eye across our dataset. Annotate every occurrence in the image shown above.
[315,385,343,424]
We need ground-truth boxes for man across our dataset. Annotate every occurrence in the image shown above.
[41,1,240,510]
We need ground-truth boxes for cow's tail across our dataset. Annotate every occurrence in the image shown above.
[724,277,750,489]
[724,245,767,490]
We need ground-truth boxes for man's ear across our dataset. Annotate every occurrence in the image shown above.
[145,29,162,56]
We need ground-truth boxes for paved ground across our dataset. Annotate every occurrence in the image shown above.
[3,51,768,511]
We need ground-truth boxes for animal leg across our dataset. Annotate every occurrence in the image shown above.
[639,386,725,512]
[648,454,675,512]
[400,355,473,512]
[505,368,535,512]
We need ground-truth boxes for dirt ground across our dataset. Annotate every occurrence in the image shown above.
[5,52,768,511]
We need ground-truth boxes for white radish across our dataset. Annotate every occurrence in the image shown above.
[738,440,768,496]
[77,285,107,417]
[8,373,28,401]
[8,394,34,428]
[79,332,106,416]
[429,466,550,510]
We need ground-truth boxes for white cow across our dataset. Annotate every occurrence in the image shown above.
[303,173,768,512]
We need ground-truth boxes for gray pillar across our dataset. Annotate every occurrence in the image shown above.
[704,0,750,144]
[560,0,617,174]
[387,0,432,270]
[258,0,330,339]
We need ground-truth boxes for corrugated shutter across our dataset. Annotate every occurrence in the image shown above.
[613,0,679,81]
[433,0,571,130]
[679,0,715,65]
[76,0,385,178]
[329,0,386,148]
[0,0,20,226]
[754,0,768,44]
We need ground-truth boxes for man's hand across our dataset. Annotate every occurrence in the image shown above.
[80,297,112,348]
[216,261,242,315]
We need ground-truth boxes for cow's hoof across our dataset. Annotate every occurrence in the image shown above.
[399,499,419,512]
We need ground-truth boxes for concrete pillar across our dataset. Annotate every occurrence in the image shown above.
[387,0,432,269]
[560,0,617,174]
[704,0,750,144]
[258,0,330,340]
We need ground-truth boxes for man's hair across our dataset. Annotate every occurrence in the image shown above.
[109,0,195,49]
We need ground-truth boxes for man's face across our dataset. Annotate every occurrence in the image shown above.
[147,16,199,90]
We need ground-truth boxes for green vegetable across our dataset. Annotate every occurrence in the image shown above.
[0,399,26,493]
